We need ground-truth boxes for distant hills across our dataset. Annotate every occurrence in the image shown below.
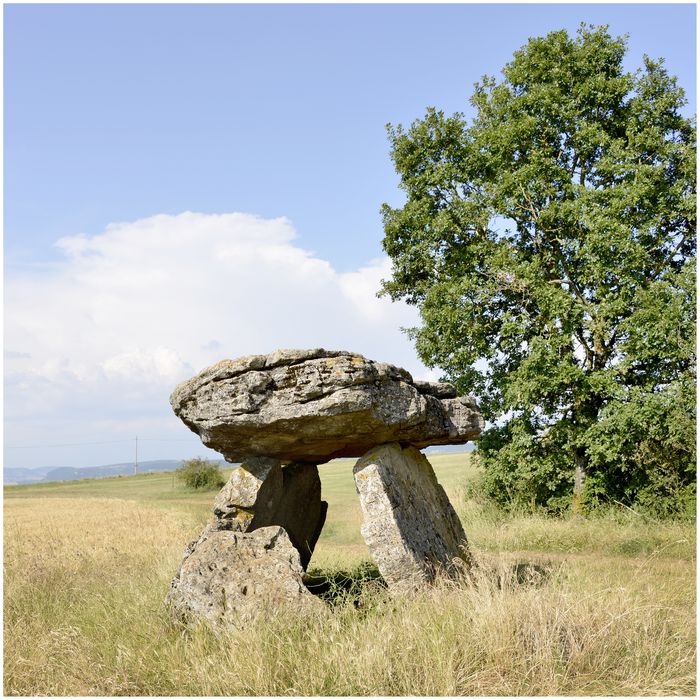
[5,444,475,486]
[424,443,476,455]
[4,459,225,485]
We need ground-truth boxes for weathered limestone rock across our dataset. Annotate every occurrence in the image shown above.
[264,462,327,570]
[166,526,322,628]
[353,443,469,591]
[211,457,326,569]
[170,348,483,463]
[212,456,280,532]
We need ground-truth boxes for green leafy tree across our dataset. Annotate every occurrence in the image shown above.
[176,458,225,491]
[381,25,696,514]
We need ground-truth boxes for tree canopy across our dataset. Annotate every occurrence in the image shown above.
[381,25,696,514]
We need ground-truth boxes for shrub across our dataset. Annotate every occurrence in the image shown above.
[176,458,225,490]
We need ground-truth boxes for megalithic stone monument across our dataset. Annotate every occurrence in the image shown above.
[166,349,483,628]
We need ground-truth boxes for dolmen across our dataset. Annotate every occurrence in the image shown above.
[166,348,483,628]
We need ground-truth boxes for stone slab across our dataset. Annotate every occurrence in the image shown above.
[170,348,483,463]
[166,526,322,628]
[353,443,469,591]
[211,458,326,570]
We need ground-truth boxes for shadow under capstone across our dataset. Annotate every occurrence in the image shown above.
[303,562,387,607]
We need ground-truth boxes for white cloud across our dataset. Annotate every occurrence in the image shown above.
[338,257,396,322]
[5,211,430,467]
[101,347,191,383]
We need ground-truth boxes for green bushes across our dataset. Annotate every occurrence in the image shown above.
[175,458,224,490]
[472,376,696,518]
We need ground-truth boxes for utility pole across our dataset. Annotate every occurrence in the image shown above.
[134,435,138,475]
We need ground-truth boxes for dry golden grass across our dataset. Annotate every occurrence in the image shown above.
[3,461,696,696]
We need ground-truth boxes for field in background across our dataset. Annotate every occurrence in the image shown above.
[4,452,696,695]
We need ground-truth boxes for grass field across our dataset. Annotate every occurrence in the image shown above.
[4,452,696,695]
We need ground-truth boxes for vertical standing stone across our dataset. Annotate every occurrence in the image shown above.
[353,442,469,591]
[213,456,282,531]
[247,461,327,570]
[207,456,327,570]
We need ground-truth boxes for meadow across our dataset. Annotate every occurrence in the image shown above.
[4,452,696,696]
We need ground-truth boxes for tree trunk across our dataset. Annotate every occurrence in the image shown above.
[572,448,587,514]
[571,394,600,514]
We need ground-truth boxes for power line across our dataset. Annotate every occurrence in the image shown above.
[5,437,196,449]
[6,439,133,449]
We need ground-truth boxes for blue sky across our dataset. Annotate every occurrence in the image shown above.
[4,3,696,469]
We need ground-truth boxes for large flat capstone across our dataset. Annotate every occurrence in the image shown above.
[170,348,483,463]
